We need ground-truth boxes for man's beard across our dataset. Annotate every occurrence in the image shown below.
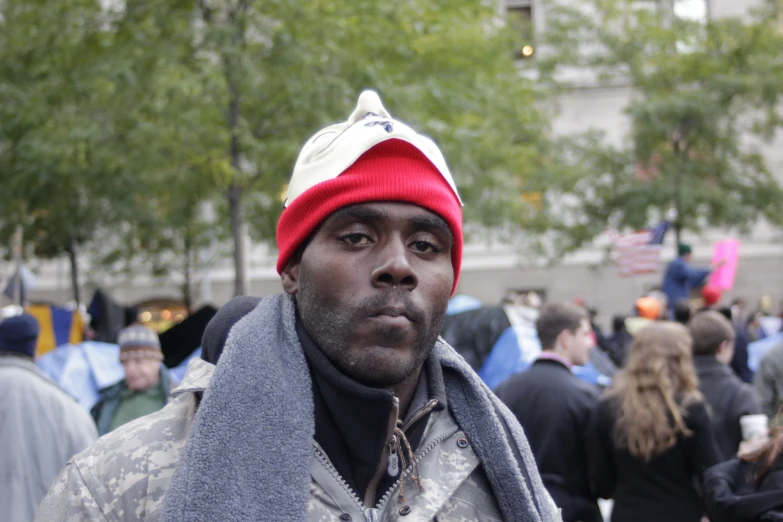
[295,278,445,387]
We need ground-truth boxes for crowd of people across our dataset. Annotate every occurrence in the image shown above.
[1,91,782,522]
[495,294,783,522]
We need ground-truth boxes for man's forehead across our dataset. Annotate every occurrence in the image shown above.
[326,202,450,231]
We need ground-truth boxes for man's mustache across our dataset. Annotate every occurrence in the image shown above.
[357,290,425,324]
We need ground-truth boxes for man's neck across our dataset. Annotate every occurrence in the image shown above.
[391,366,423,419]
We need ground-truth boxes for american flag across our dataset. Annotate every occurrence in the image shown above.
[614,221,670,276]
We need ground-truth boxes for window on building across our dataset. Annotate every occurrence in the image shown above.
[507,3,535,59]
[674,0,708,23]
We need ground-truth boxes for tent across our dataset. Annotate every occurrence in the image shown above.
[25,304,85,357]
[159,305,217,368]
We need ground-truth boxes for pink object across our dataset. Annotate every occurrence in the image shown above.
[710,239,740,291]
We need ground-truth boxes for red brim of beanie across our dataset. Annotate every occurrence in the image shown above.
[276,139,463,294]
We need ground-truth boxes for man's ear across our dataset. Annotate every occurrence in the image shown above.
[554,329,568,351]
[281,258,301,295]
[717,339,733,358]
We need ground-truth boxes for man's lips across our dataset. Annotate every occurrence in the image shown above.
[369,306,413,321]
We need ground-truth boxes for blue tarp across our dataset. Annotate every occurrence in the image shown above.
[446,295,483,316]
[37,342,124,410]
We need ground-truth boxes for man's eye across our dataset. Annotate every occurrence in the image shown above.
[340,233,372,245]
[411,241,439,254]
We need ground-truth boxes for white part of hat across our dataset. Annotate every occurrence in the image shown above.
[284,90,462,207]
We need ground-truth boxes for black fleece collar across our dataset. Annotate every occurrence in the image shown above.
[296,318,446,503]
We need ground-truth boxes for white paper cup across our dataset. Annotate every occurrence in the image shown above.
[740,414,769,441]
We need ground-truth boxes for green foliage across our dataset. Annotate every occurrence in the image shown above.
[2,0,559,293]
[531,0,783,248]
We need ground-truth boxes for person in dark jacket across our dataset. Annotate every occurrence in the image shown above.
[587,322,721,522]
[496,301,600,522]
[704,417,783,521]
[606,314,632,367]
[674,298,693,325]
[730,317,754,383]
[689,310,761,461]
[91,324,174,435]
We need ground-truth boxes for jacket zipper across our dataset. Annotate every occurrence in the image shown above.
[312,403,457,519]
[363,396,400,507]
[374,423,460,512]
[312,442,365,509]
[364,397,441,506]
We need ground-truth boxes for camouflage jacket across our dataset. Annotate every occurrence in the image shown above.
[37,358,521,522]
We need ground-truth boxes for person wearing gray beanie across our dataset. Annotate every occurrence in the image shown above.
[90,324,174,436]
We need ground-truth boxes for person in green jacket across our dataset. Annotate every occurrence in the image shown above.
[91,324,173,435]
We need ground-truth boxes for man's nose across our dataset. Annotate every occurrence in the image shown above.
[371,237,418,290]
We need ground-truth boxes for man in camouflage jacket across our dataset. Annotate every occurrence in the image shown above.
[37,92,560,522]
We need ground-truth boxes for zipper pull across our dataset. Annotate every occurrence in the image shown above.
[387,436,399,477]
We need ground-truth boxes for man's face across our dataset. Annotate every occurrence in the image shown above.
[563,318,595,366]
[123,354,162,392]
[282,202,454,387]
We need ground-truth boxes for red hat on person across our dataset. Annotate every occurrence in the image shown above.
[276,91,463,294]
[701,285,722,307]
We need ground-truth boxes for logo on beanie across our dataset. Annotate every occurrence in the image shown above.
[364,120,394,133]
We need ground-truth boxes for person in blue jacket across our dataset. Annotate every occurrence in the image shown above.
[662,243,721,316]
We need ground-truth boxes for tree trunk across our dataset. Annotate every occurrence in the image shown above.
[66,239,81,306]
[182,233,193,311]
[12,224,23,305]
[228,182,247,296]
[672,135,685,255]
[225,26,248,296]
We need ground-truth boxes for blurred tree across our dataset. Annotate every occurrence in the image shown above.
[166,0,556,294]
[0,0,138,304]
[2,0,569,297]
[529,0,783,254]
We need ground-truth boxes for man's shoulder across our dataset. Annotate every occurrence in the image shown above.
[71,392,196,506]
[760,343,783,367]
[1,360,90,414]
[497,362,595,404]
[572,375,600,399]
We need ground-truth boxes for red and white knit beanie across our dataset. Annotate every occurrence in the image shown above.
[276,91,464,294]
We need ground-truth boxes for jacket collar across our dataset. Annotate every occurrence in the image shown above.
[171,358,214,396]
[0,353,41,371]
[535,351,573,370]
[693,354,733,376]
[0,354,53,383]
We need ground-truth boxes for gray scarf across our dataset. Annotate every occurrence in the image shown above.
[162,293,557,522]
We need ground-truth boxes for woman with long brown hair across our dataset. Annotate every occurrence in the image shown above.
[587,322,720,522]
[703,412,783,521]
